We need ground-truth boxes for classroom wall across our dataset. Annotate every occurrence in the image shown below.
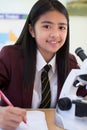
[0,0,87,65]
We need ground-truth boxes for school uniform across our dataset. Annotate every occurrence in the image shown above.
[0,45,87,108]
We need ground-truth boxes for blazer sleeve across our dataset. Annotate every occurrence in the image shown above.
[69,53,79,71]
[0,46,11,89]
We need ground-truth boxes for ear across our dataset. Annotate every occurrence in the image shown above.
[29,24,35,38]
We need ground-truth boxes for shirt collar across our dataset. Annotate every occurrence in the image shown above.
[36,50,56,73]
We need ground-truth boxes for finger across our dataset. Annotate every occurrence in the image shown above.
[0,106,27,129]
[10,107,27,123]
[8,106,27,117]
[1,119,19,130]
[4,107,26,123]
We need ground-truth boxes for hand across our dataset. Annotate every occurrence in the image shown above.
[84,95,87,100]
[0,106,27,130]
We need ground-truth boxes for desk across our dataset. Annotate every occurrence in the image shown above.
[27,109,64,130]
[40,109,64,130]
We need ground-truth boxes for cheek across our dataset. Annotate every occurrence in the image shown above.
[62,32,67,40]
[34,33,42,45]
[35,31,46,41]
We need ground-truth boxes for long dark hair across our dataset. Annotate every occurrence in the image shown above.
[16,0,69,89]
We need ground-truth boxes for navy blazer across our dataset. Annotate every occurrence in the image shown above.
[0,45,87,108]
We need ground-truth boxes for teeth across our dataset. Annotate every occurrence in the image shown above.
[47,40,60,44]
[51,41,57,44]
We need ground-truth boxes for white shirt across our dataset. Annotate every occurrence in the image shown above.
[32,50,58,108]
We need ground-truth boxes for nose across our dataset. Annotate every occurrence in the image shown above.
[50,28,59,38]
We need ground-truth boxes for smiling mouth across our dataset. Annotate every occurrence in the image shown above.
[50,41,58,44]
[47,40,61,45]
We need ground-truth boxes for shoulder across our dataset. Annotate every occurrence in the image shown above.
[0,45,23,67]
[69,53,79,70]
[0,44,22,54]
[0,45,23,58]
[69,53,77,63]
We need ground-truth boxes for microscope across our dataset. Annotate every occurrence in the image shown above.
[55,47,87,130]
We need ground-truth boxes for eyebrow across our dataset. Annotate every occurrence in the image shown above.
[41,21,67,26]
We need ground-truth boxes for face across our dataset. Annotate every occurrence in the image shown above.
[29,10,68,62]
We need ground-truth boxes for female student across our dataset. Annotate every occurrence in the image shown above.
[0,0,87,129]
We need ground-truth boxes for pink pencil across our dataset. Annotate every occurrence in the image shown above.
[0,90,27,124]
[0,90,13,106]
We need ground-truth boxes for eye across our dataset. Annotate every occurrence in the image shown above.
[43,25,51,29]
[59,26,67,30]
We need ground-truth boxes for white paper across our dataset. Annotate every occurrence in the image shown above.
[0,111,48,130]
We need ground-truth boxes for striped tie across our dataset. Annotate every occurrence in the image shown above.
[39,64,51,108]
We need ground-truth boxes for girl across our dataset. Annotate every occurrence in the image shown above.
[0,0,87,129]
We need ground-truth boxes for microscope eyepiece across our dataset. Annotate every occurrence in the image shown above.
[75,47,87,61]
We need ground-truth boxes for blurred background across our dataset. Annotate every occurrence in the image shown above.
[0,0,87,65]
